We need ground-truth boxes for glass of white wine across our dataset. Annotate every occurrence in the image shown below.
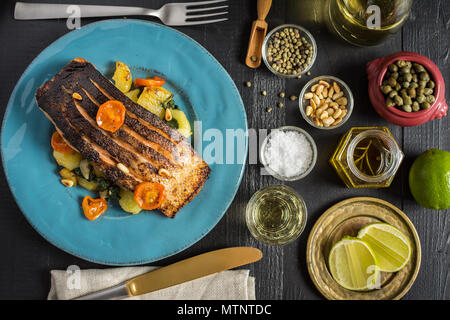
[246,185,307,245]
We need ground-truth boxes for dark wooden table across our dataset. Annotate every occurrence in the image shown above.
[0,0,448,300]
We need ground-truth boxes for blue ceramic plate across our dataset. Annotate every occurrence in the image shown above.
[1,20,247,265]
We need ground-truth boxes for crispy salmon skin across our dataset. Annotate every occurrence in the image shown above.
[36,58,210,218]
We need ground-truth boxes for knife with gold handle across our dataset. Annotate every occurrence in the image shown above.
[74,247,262,300]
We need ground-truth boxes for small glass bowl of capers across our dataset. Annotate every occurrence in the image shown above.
[262,24,317,78]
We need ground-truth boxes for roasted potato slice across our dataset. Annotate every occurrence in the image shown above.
[136,86,173,119]
[125,88,141,103]
[77,176,98,191]
[112,61,132,93]
[171,109,192,137]
[119,189,142,214]
[53,150,83,171]
[59,168,78,186]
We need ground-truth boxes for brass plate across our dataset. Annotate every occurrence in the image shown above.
[306,197,421,300]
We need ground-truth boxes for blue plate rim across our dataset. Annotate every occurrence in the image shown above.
[0,19,248,265]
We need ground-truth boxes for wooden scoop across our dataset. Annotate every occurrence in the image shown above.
[245,0,272,68]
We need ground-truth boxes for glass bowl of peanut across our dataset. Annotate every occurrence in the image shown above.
[299,75,354,130]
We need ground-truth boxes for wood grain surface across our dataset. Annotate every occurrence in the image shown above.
[0,0,448,300]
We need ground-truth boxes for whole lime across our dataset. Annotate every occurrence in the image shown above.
[409,149,450,210]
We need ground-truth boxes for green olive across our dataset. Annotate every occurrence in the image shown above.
[416,95,426,103]
[419,80,428,88]
[402,105,412,112]
[387,77,397,87]
[400,66,411,74]
[426,95,435,103]
[421,102,431,109]
[386,97,395,107]
[413,63,425,73]
[394,95,403,106]
[408,88,416,98]
[404,73,413,82]
[423,88,433,95]
[381,85,392,94]
[388,64,398,72]
[389,90,398,98]
[419,72,430,81]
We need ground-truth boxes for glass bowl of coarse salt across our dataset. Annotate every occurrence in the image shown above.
[260,126,317,181]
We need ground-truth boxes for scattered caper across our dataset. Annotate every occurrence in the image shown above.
[289,95,297,101]
[266,107,273,112]
[245,81,252,87]
[278,102,284,108]
[261,90,267,96]
[279,92,285,98]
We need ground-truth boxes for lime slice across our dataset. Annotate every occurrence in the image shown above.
[357,223,411,272]
[328,236,379,291]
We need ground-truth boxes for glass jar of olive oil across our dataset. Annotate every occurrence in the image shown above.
[327,0,413,46]
[246,185,307,245]
[329,127,404,188]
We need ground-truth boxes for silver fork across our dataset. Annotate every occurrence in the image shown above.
[14,1,228,26]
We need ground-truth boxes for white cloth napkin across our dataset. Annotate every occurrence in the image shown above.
[48,266,255,300]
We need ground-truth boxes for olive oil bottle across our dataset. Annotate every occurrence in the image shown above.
[327,0,412,46]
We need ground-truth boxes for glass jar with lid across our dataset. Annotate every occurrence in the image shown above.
[329,127,404,188]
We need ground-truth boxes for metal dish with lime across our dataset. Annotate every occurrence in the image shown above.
[306,197,421,300]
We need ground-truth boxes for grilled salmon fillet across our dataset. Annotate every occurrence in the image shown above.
[35,58,210,218]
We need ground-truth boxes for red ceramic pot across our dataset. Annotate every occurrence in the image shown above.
[367,52,447,127]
